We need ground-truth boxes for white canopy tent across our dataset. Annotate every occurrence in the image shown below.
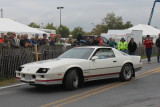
[128,24,160,37]
[101,30,143,43]
[101,24,160,43]
[0,18,46,37]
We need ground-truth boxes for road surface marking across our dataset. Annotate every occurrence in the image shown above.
[40,67,160,107]
[0,83,25,90]
[54,69,160,107]
[40,82,120,107]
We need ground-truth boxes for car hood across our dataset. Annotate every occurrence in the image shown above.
[22,58,87,68]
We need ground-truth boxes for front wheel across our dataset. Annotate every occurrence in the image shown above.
[64,69,79,90]
[120,64,133,81]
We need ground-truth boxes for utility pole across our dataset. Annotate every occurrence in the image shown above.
[57,7,64,27]
[57,7,64,36]
[0,8,3,18]
[92,23,94,35]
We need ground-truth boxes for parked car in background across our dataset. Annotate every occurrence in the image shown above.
[16,46,142,90]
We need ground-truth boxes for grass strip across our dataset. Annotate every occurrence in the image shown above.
[0,78,16,85]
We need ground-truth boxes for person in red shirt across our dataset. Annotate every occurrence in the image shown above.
[0,33,5,43]
[0,38,3,43]
[97,35,103,46]
[143,35,154,63]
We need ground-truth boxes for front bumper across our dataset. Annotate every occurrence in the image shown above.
[20,79,62,85]
[16,73,63,85]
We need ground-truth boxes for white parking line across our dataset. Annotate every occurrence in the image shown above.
[0,83,26,90]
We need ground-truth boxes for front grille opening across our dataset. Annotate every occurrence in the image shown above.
[23,74,25,77]
[40,75,45,78]
[32,75,36,79]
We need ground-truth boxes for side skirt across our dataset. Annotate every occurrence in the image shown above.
[84,73,120,82]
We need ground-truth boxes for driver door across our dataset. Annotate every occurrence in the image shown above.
[89,48,119,80]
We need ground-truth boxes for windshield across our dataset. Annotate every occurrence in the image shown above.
[58,48,94,59]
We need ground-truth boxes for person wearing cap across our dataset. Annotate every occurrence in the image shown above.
[29,36,40,47]
[117,38,128,53]
[143,35,154,63]
[35,34,39,41]
[155,33,160,63]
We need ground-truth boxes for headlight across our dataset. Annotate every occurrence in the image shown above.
[16,67,24,72]
[36,68,49,73]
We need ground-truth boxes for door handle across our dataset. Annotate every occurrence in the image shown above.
[113,61,117,62]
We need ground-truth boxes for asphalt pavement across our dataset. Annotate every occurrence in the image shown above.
[0,57,160,107]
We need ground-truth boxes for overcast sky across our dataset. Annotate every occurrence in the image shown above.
[0,0,160,32]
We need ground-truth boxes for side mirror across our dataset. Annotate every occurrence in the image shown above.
[91,56,99,61]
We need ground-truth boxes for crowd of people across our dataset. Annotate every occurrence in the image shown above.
[75,34,103,46]
[0,32,74,48]
[76,33,160,64]
[115,34,160,64]
[0,32,160,64]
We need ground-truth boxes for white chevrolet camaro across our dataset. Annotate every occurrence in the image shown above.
[16,46,142,90]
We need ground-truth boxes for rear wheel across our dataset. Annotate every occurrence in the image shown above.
[120,64,133,81]
[64,69,79,90]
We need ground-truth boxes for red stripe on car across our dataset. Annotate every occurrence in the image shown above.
[84,72,120,78]
[35,79,63,82]
[16,77,21,79]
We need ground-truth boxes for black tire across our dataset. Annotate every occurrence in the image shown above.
[64,69,79,90]
[120,64,133,81]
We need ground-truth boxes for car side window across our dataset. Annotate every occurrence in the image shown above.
[94,48,115,59]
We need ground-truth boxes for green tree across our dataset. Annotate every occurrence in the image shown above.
[44,23,57,30]
[57,25,70,38]
[91,12,133,34]
[92,25,108,35]
[71,27,85,39]
[123,21,133,29]
[102,12,124,29]
[28,22,40,28]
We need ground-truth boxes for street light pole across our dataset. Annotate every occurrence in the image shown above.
[41,23,43,28]
[92,23,94,35]
[0,8,3,18]
[57,7,64,27]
